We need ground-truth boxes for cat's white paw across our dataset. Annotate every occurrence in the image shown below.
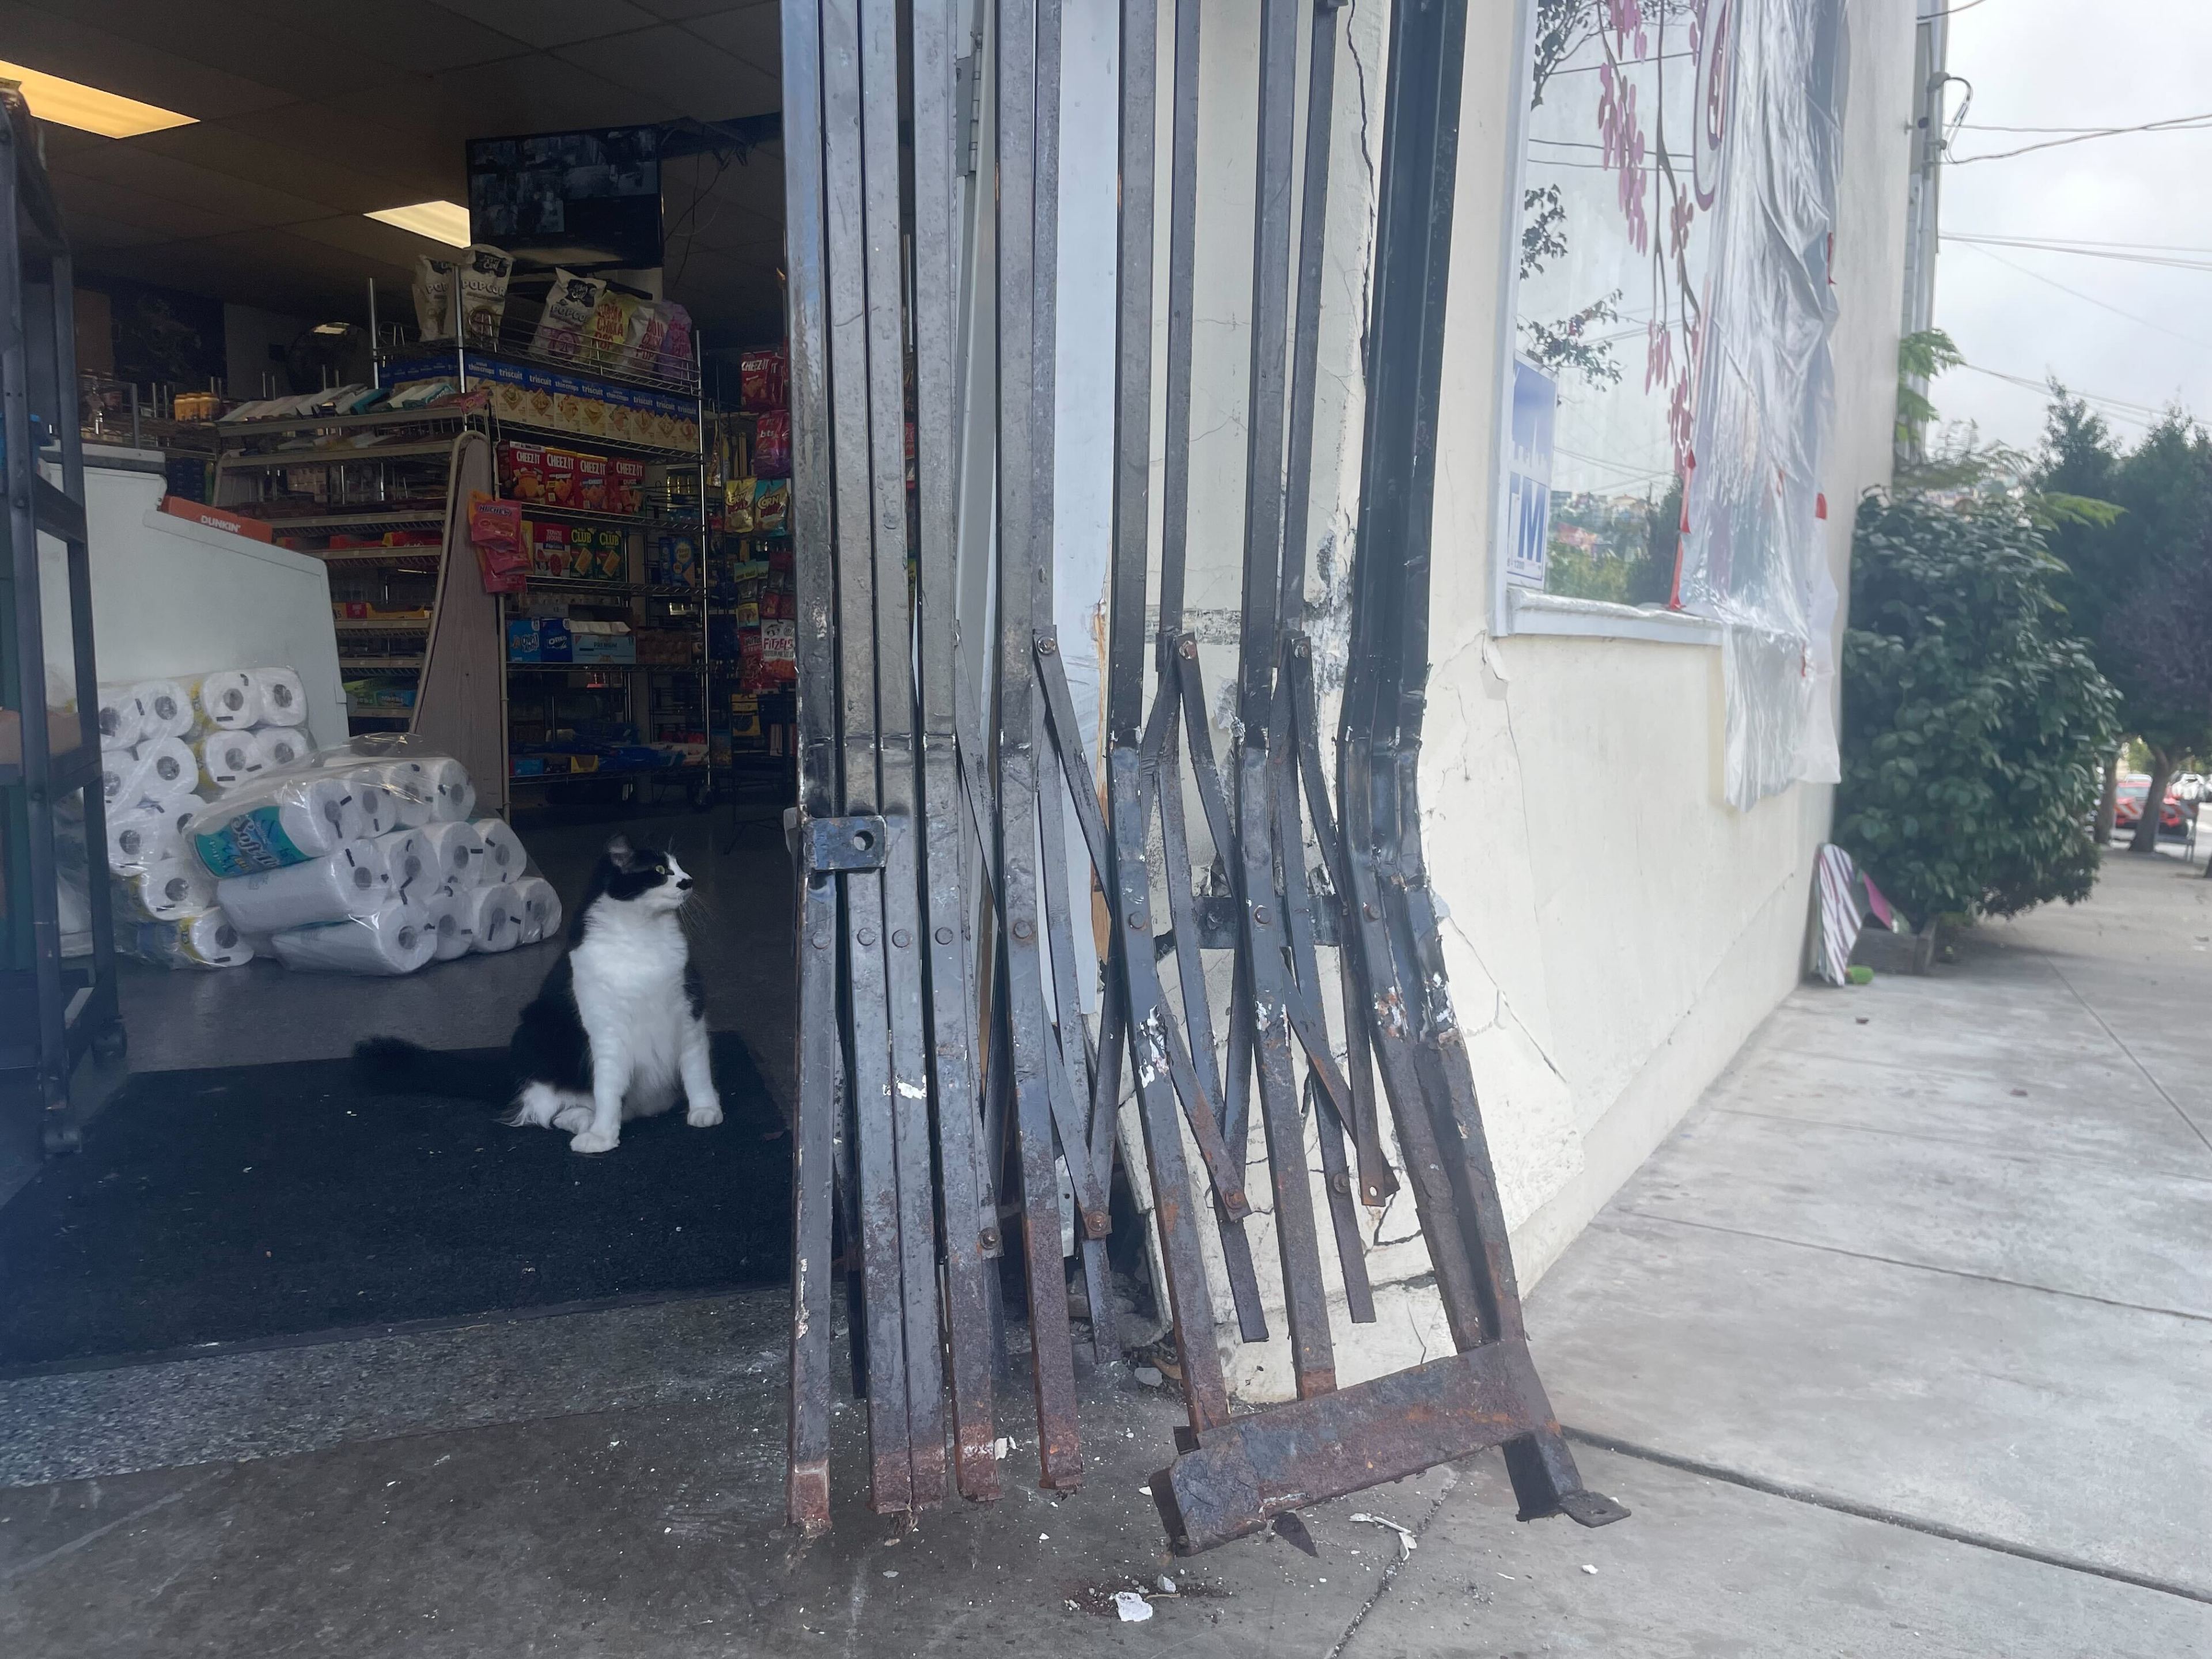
[686,1095,724,1128]
[569,1126,620,1154]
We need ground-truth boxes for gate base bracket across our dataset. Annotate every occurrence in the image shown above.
[1545,1487,1633,1528]
[1149,1340,1626,1554]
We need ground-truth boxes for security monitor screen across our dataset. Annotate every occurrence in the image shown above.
[466,126,664,271]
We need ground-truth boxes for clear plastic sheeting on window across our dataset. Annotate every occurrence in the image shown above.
[1673,0,1850,808]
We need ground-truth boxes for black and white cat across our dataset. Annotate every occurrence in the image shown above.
[357,834,722,1154]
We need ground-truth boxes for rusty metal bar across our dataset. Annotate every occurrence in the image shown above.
[996,0,1084,1491]
[912,0,1000,1503]
[780,0,838,1536]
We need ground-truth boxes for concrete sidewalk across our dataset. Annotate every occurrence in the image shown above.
[3,852,2209,1653]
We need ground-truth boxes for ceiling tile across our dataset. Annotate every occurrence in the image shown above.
[430,0,661,49]
[48,172,264,243]
[551,25,778,120]
[233,1,531,74]
[15,0,421,99]
[0,1,297,120]
[53,145,336,228]
[631,0,738,19]
[345,52,673,145]
[119,124,406,217]
[212,105,459,200]
[56,210,172,252]
[680,5,779,74]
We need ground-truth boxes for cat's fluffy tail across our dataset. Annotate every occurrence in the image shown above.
[352,1037,510,1101]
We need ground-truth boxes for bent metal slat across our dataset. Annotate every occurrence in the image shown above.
[777,0,1631,1551]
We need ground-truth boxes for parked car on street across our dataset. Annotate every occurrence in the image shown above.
[2115,776,2190,840]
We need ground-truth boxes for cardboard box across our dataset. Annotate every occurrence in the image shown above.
[498,442,547,503]
[521,366,559,429]
[577,453,610,513]
[542,448,579,507]
[612,457,646,516]
[505,619,541,662]
[538,618,573,662]
[161,496,272,542]
[548,373,586,434]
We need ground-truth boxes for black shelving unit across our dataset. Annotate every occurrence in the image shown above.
[1,89,122,1151]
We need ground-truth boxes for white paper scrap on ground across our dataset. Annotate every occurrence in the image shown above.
[1113,1592,1152,1623]
[1349,1512,1418,1563]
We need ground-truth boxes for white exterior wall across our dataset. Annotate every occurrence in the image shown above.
[1134,0,1917,1396]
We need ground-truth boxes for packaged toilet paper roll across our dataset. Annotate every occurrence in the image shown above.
[198,729,265,792]
[106,802,181,873]
[510,874,563,944]
[214,839,390,933]
[351,775,400,839]
[132,679,196,741]
[419,819,486,889]
[472,817,528,884]
[135,737,203,804]
[96,686,145,751]
[461,882,524,953]
[418,885,474,960]
[116,853,216,923]
[191,773,366,876]
[189,670,259,732]
[270,900,437,976]
[373,827,432,899]
[422,757,476,822]
[247,666,307,729]
[254,726,310,771]
[119,907,255,969]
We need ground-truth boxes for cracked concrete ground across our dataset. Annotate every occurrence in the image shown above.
[4,851,2210,1654]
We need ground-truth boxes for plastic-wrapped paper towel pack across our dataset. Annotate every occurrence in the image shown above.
[178,733,546,976]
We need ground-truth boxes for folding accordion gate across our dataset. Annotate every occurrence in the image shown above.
[778,0,1628,1551]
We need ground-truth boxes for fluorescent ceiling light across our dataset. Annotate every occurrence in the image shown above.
[0,59,195,140]
[365,200,472,248]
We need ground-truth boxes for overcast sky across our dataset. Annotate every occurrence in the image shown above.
[1930,0,2212,453]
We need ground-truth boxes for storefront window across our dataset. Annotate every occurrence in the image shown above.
[1508,0,1726,607]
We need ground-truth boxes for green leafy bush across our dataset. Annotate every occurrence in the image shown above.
[1838,492,2119,921]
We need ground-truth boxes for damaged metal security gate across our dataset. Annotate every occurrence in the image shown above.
[778,0,1629,1551]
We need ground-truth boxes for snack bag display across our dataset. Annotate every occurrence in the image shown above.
[752,410,791,478]
[530,269,607,360]
[657,304,694,384]
[753,477,790,535]
[469,494,528,596]
[459,244,514,349]
[760,620,798,682]
[585,291,636,369]
[725,478,756,535]
[628,301,671,375]
[738,344,786,411]
[413,255,458,340]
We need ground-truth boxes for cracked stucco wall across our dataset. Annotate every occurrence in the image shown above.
[1094,0,1916,1400]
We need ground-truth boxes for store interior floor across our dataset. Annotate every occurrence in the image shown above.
[128,800,791,1096]
[0,802,798,1369]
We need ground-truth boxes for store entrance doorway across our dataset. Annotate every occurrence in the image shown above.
[0,8,804,1374]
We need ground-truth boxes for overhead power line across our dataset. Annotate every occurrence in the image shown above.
[1948,110,2212,165]
[1944,233,2212,274]
[1954,241,2212,351]
[1954,362,2169,426]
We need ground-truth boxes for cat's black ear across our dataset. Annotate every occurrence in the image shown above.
[605,833,635,869]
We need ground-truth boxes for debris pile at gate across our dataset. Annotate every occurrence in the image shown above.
[776,0,1629,1552]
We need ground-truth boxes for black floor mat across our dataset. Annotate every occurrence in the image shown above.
[0,1034,789,1369]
